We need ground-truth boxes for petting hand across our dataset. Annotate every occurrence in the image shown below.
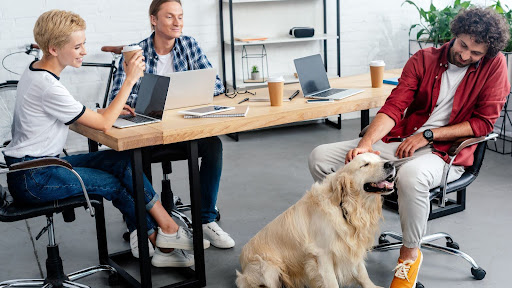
[123,51,145,85]
[120,104,135,116]
[395,133,429,159]
[345,145,381,164]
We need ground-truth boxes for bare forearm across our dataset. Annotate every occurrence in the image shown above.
[358,113,395,148]
[431,121,474,141]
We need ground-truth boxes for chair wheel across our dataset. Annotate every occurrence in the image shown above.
[416,282,424,288]
[471,267,486,280]
[446,241,459,250]
[108,272,119,286]
[122,231,130,242]
[378,235,390,245]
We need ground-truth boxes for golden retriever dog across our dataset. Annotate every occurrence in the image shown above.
[236,153,396,288]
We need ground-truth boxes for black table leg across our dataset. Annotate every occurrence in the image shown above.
[361,109,370,130]
[88,139,99,153]
[187,140,206,287]
[131,148,152,288]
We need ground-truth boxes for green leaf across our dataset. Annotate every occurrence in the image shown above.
[416,28,426,40]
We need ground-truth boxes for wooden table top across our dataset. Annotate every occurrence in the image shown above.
[70,69,402,151]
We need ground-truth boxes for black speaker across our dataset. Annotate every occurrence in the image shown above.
[289,27,314,38]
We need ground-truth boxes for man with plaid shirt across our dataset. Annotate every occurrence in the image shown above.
[110,0,234,257]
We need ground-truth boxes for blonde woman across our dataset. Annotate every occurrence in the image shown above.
[2,9,204,268]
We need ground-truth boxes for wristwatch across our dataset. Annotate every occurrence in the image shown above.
[423,129,434,144]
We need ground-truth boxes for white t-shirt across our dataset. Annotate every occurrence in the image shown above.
[156,52,175,75]
[418,62,469,133]
[3,62,85,158]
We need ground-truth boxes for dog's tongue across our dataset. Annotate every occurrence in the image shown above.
[376,180,394,189]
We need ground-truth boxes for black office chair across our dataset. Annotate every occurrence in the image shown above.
[370,133,498,288]
[0,157,117,288]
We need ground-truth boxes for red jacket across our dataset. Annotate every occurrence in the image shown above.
[378,40,510,167]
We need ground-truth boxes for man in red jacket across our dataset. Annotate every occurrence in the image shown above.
[308,7,510,288]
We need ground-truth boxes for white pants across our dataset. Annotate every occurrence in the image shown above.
[308,138,465,248]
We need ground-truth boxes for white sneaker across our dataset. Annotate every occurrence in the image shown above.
[151,248,194,267]
[156,226,210,250]
[130,230,155,259]
[202,222,235,249]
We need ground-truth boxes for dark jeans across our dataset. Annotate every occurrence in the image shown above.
[151,136,223,224]
[4,150,159,236]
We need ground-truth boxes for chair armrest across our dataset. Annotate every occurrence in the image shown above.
[9,157,72,171]
[447,133,498,156]
[5,157,95,217]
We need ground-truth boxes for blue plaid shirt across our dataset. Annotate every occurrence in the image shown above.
[109,33,224,107]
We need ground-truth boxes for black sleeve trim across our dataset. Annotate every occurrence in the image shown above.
[65,105,86,125]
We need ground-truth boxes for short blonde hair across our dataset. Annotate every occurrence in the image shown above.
[33,10,86,57]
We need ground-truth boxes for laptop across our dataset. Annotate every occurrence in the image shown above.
[294,54,364,100]
[164,68,216,110]
[113,73,170,129]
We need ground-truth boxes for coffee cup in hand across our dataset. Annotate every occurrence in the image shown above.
[122,45,144,78]
[369,60,385,88]
[267,76,285,106]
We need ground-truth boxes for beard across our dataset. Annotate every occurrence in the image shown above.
[449,49,471,68]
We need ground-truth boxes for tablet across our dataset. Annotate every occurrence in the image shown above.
[178,105,235,116]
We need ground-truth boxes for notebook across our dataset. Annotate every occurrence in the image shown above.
[113,73,169,129]
[183,106,249,118]
[164,68,216,110]
[294,54,364,100]
[383,77,399,85]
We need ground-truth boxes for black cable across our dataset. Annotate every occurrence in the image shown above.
[1,50,37,75]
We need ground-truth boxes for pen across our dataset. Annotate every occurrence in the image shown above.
[288,90,300,101]
[238,97,249,104]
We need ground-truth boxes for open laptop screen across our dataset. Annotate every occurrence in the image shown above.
[294,54,331,96]
[135,73,170,120]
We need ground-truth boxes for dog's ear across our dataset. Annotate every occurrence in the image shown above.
[331,172,353,205]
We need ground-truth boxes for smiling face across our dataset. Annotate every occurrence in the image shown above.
[449,34,488,67]
[150,1,183,40]
[49,30,87,69]
[341,153,396,195]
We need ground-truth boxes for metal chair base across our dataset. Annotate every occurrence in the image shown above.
[372,231,487,281]
[0,264,116,288]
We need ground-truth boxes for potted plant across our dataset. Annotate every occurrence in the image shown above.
[251,65,260,80]
[404,0,472,47]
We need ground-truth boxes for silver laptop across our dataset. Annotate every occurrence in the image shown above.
[294,54,364,100]
[113,73,169,128]
[164,68,216,110]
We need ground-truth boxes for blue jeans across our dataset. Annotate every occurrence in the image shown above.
[4,150,159,236]
[152,136,223,224]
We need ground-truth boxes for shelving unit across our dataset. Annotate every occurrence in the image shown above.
[219,0,340,90]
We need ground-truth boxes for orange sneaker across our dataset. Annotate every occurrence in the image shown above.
[389,249,423,288]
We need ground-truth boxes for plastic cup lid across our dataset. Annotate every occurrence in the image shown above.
[122,45,142,53]
[370,60,385,67]
[267,76,285,83]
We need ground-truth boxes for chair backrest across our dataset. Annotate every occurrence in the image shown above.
[464,139,487,177]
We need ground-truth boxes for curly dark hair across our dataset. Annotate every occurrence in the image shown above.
[451,7,510,58]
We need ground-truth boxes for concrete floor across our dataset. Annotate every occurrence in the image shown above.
[0,118,510,288]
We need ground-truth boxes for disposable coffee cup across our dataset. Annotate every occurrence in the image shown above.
[267,76,285,106]
[122,45,144,77]
[369,60,385,88]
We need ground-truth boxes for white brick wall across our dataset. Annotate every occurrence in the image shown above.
[0,0,506,153]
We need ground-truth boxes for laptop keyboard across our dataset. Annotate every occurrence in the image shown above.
[312,89,347,98]
[119,114,153,123]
